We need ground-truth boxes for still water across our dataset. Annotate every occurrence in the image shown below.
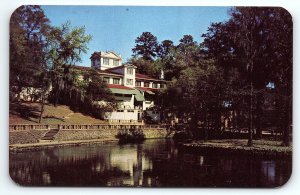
[10,139,291,187]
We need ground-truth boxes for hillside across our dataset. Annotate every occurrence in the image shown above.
[9,102,107,124]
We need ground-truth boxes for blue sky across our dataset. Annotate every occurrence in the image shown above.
[42,6,231,66]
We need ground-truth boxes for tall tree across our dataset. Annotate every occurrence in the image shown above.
[157,40,174,59]
[10,5,53,123]
[266,8,292,146]
[178,35,197,55]
[47,22,92,106]
[161,35,202,80]
[201,22,239,76]
[132,32,159,61]
[229,8,260,146]
[228,7,292,145]
[129,57,161,78]
[10,5,51,100]
[202,7,292,145]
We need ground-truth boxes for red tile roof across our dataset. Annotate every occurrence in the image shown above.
[98,70,123,77]
[106,64,136,72]
[72,66,164,81]
[136,87,159,91]
[136,73,161,81]
[107,84,134,90]
[72,65,123,77]
[105,65,125,71]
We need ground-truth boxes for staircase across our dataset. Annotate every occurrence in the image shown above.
[39,128,59,142]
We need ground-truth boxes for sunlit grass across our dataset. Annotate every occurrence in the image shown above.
[10,102,107,124]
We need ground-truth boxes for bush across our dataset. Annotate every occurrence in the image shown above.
[116,128,145,144]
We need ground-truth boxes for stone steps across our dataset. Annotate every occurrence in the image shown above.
[39,129,59,142]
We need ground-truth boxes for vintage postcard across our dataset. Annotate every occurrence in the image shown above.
[9,5,292,187]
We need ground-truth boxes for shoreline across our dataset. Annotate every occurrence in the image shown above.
[10,137,292,159]
[179,139,292,158]
[9,126,170,151]
[9,138,119,152]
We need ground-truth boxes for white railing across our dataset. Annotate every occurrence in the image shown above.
[9,124,51,131]
[9,122,168,132]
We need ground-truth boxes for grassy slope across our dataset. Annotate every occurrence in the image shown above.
[9,102,107,124]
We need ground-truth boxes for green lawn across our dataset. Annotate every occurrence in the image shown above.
[9,102,107,124]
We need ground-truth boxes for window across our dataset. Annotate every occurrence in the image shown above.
[144,82,150,87]
[113,78,120,85]
[103,58,109,65]
[113,59,119,66]
[126,79,133,85]
[127,68,133,75]
[152,83,158,88]
[135,81,141,87]
[103,77,110,84]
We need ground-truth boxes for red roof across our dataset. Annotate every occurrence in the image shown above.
[136,73,161,81]
[136,87,159,92]
[72,66,163,81]
[98,70,123,77]
[107,84,134,90]
[105,65,125,71]
[106,64,136,72]
[72,66,123,77]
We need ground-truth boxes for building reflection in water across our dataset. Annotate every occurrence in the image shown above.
[108,144,151,186]
[9,139,291,187]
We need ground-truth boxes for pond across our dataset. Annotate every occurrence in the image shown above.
[9,139,291,187]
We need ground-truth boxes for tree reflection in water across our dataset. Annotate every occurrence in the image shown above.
[9,139,291,187]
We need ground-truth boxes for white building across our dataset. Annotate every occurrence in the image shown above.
[87,51,166,123]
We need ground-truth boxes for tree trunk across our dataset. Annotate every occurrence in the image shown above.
[282,92,291,146]
[247,74,254,147]
[247,96,253,146]
[255,92,263,139]
[189,111,198,139]
[54,88,59,106]
[39,92,45,123]
[204,108,208,141]
[216,107,222,137]
[236,109,241,131]
[54,78,61,107]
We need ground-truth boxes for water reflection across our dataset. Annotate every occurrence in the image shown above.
[9,139,291,187]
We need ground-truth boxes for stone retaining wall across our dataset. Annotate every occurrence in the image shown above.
[143,128,168,139]
[9,128,169,144]
[54,129,119,141]
[9,130,48,144]
[55,128,168,141]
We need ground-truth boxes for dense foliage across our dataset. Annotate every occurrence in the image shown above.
[131,7,292,146]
